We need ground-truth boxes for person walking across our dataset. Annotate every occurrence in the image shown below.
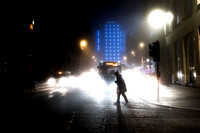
[114,71,129,104]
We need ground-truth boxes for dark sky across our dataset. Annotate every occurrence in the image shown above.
[1,0,143,78]
[3,0,142,49]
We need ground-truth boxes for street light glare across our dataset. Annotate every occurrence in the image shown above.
[81,40,86,46]
[140,42,144,48]
[165,12,173,24]
[80,40,87,50]
[148,9,166,29]
[148,9,174,29]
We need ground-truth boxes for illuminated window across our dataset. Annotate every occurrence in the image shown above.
[105,28,107,30]
[105,25,107,27]
[117,25,119,27]
[113,25,115,27]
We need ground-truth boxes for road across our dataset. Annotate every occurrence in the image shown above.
[11,78,200,133]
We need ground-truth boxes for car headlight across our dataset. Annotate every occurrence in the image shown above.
[47,78,56,86]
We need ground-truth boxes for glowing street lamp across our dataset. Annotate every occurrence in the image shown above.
[80,40,87,50]
[139,42,144,65]
[131,51,135,56]
[30,20,34,31]
[148,9,173,29]
[140,42,144,48]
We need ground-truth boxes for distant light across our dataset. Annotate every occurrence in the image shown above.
[140,42,144,48]
[32,20,34,25]
[193,72,197,78]
[58,71,62,75]
[30,24,33,31]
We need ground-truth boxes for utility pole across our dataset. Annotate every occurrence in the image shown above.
[149,40,160,102]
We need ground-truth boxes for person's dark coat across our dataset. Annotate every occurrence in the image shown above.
[115,73,127,94]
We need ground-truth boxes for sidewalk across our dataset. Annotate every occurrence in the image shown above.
[141,84,200,111]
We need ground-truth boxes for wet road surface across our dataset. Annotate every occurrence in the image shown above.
[10,82,200,133]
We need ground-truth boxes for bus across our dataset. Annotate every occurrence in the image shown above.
[97,61,121,80]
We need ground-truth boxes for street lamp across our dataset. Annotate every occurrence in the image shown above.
[148,9,173,102]
[80,40,87,50]
[30,20,34,32]
[139,42,144,65]
[140,42,144,48]
[131,51,135,56]
[148,9,173,29]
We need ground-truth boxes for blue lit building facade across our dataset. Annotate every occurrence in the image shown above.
[96,21,126,62]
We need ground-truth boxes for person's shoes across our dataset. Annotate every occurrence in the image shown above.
[124,101,129,105]
[114,101,120,105]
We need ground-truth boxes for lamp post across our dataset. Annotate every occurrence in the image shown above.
[148,9,173,102]
[80,40,87,71]
[139,42,144,66]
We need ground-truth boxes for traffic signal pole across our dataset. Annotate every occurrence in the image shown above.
[156,62,159,102]
[149,40,160,102]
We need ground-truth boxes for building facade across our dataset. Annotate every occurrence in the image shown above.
[164,0,200,87]
[96,21,126,63]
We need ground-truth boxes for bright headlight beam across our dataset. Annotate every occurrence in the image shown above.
[47,78,56,86]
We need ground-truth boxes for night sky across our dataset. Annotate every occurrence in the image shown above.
[3,0,142,49]
[1,0,142,80]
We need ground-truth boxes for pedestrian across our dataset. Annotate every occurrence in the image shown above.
[114,71,129,105]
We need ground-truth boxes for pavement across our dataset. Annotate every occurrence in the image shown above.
[140,84,200,111]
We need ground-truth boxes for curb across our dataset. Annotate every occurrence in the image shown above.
[138,97,200,111]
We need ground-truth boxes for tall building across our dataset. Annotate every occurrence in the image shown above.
[96,21,126,63]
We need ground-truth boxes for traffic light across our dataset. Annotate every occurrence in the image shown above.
[149,40,160,62]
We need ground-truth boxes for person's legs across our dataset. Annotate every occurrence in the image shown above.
[122,93,129,103]
[117,93,121,103]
